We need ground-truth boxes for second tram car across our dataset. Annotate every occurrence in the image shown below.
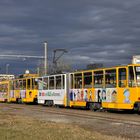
[38,74,70,107]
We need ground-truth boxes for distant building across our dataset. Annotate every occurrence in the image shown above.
[132,55,140,64]
[0,74,15,81]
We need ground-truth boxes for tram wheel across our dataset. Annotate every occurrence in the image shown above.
[17,98,22,104]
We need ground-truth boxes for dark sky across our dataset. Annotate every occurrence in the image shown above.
[0,0,140,74]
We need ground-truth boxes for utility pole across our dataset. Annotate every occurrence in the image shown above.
[6,64,10,74]
[44,41,48,75]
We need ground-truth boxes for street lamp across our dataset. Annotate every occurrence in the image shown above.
[44,41,48,75]
[6,64,10,74]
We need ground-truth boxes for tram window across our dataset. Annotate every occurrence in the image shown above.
[119,68,127,87]
[62,75,65,89]
[23,80,26,90]
[14,80,19,90]
[38,78,43,90]
[0,85,2,92]
[70,74,74,89]
[0,85,3,94]
[0,84,3,92]
[135,66,140,87]
[74,73,82,89]
[17,80,20,89]
[19,80,23,90]
[3,84,8,92]
[31,78,34,90]
[105,69,116,88]
[5,84,8,92]
[56,76,61,89]
[84,72,92,88]
[10,81,14,90]
[43,77,48,90]
[94,71,104,88]
[32,78,38,89]
[128,66,135,87]
[1,85,4,92]
[0,84,7,92]
[13,81,16,90]
[49,77,54,89]
[27,79,31,89]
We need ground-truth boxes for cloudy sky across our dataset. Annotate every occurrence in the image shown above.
[0,0,140,74]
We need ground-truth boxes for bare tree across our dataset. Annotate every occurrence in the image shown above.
[37,59,72,76]
[86,63,104,70]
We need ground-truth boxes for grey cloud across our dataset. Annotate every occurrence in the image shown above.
[0,0,140,74]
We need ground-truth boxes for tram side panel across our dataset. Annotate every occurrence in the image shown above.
[69,73,85,107]
[38,89,67,106]
[98,66,140,111]
[9,81,20,103]
[0,80,21,103]
[22,78,38,103]
[0,81,10,102]
[8,77,38,104]
[22,89,38,103]
[100,88,137,110]
[69,88,95,107]
[101,89,136,110]
[38,74,68,107]
[68,72,95,108]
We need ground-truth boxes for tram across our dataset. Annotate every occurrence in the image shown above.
[0,81,10,102]
[69,64,140,112]
[0,56,140,112]
[37,63,140,112]
[38,74,69,107]
[9,73,39,103]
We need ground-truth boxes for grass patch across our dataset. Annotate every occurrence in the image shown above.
[0,112,126,140]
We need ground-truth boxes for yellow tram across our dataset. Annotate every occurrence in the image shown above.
[0,80,10,102]
[69,63,140,111]
[1,57,140,112]
[9,73,38,103]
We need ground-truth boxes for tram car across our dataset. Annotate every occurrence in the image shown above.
[37,74,69,107]
[10,73,39,104]
[0,81,10,102]
[0,73,39,104]
[0,74,14,102]
[69,64,140,112]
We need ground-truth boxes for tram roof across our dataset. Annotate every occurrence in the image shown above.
[70,63,140,74]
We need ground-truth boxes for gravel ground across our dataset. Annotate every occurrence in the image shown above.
[0,103,140,140]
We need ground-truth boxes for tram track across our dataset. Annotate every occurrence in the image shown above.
[1,103,140,127]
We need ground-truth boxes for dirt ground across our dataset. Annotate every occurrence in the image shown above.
[0,103,140,140]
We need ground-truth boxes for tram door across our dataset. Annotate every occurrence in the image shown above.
[117,67,127,105]
[128,66,138,104]
[93,70,104,103]
[26,78,32,100]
